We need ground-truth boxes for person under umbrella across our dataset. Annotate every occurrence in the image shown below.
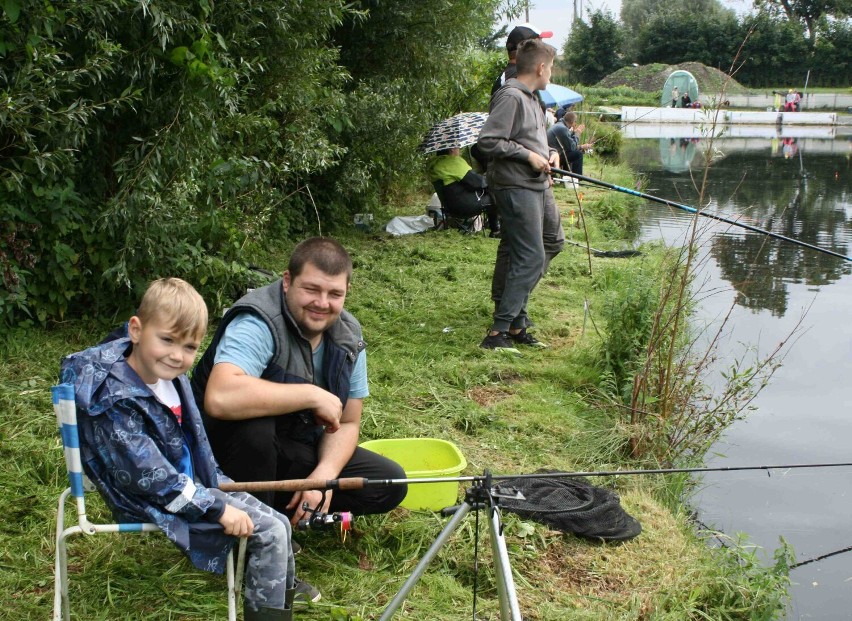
[419,113,499,236]
[427,147,500,237]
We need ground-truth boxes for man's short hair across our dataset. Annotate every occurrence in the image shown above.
[515,39,556,76]
[136,277,208,339]
[288,237,353,284]
[563,111,577,127]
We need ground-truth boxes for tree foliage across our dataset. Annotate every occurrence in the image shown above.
[561,10,625,85]
[628,8,852,87]
[621,0,732,59]
[735,12,810,86]
[635,10,741,69]
[0,0,502,326]
[754,0,852,45]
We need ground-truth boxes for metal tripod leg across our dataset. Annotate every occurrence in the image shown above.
[379,501,472,621]
[378,499,522,621]
[488,505,522,620]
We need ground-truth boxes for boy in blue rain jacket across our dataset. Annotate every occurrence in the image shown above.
[60,277,308,620]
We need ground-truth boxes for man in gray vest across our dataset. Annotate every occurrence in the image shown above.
[192,237,406,530]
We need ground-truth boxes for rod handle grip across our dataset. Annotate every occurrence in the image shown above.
[219,477,367,493]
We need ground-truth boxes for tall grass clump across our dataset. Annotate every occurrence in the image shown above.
[594,44,792,468]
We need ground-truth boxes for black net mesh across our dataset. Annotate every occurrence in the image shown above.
[494,471,642,542]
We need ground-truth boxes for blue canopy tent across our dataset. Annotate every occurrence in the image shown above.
[538,84,584,108]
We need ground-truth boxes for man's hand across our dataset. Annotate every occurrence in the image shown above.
[219,504,254,537]
[528,151,551,173]
[287,489,333,527]
[311,387,343,433]
[548,151,560,167]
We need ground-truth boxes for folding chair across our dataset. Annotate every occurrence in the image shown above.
[431,179,488,235]
[52,383,247,621]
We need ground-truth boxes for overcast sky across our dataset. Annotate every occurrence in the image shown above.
[515,0,755,51]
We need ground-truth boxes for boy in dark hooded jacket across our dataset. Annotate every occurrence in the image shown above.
[60,278,307,620]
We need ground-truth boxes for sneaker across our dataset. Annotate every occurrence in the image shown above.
[291,539,302,555]
[293,577,321,604]
[508,328,547,348]
[479,331,519,351]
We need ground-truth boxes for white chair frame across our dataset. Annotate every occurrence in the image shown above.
[52,383,246,621]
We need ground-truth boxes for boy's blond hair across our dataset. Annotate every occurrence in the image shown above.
[136,277,208,339]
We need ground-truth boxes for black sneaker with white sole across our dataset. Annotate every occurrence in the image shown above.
[508,328,547,348]
[479,331,518,351]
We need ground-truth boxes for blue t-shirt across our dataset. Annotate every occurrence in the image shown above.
[214,313,368,399]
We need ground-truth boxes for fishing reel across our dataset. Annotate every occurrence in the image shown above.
[297,509,353,532]
[297,491,353,533]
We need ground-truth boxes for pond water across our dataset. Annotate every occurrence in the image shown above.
[619,126,852,620]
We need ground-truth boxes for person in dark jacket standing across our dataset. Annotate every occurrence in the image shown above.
[192,237,406,526]
[491,23,553,95]
[476,39,559,350]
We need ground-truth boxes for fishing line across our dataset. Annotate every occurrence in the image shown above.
[549,167,852,262]
[693,516,852,571]
[789,544,852,569]
[220,463,852,569]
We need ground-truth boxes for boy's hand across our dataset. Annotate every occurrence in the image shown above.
[219,504,254,537]
[528,151,551,173]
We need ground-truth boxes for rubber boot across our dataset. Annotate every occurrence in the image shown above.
[243,604,293,621]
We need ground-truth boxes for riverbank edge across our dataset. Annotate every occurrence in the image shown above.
[0,156,790,619]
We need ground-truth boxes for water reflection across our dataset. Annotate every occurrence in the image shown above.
[623,134,852,316]
[660,138,699,173]
[622,129,852,621]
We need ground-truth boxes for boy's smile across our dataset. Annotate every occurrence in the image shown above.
[126,316,201,384]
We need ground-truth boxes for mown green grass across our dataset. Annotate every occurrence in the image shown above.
[0,159,789,620]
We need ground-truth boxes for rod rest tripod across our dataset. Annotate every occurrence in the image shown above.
[379,475,524,621]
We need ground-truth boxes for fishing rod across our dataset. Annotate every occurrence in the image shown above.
[550,167,852,262]
[218,460,852,494]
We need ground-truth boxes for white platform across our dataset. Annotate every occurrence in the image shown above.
[621,106,837,126]
[622,123,837,139]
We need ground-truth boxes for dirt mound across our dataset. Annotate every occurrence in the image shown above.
[596,62,749,94]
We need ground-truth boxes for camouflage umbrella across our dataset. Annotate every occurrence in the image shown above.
[418,112,488,154]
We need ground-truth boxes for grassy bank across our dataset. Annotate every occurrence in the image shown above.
[0,157,789,620]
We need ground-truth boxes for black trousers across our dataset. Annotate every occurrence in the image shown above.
[205,414,407,516]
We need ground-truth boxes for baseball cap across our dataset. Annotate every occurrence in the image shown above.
[506,23,554,52]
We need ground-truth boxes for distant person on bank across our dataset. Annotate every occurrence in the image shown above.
[547,111,592,177]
